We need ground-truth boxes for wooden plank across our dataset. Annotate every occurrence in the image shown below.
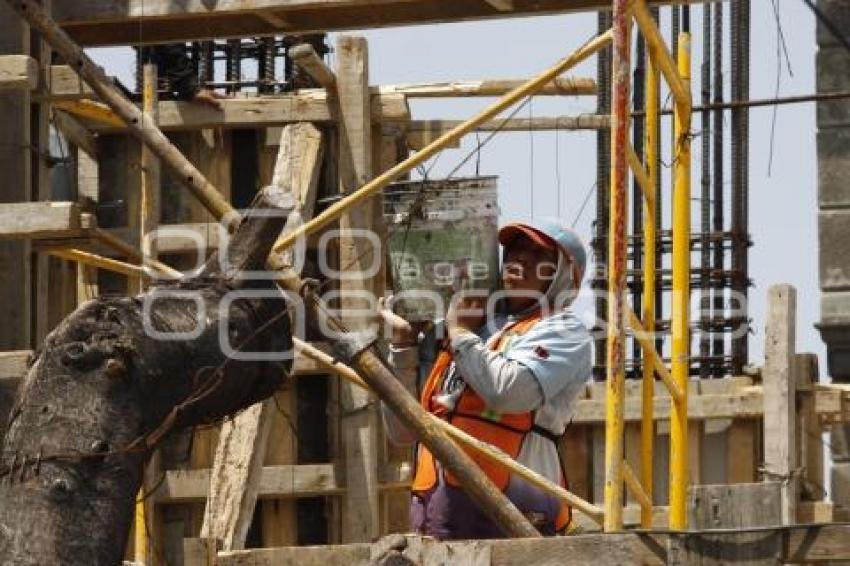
[335,34,380,544]
[689,482,782,529]
[52,110,97,157]
[200,402,275,551]
[762,284,797,525]
[796,353,824,502]
[210,524,850,565]
[0,202,82,239]
[79,93,410,133]
[727,420,757,484]
[0,7,32,352]
[570,389,764,423]
[216,543,372,566]
[260,388,298,547]
[0,55,37,91]
[406,114,609,150]
[45,64,93,99]
[152,463,410,503]
[52,0,675,47]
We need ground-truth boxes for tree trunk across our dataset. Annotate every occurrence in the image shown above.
[0,187,295,565]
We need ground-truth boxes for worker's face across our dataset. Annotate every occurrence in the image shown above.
[501,237,558,312]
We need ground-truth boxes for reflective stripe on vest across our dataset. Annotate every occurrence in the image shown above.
[411,313,572,530]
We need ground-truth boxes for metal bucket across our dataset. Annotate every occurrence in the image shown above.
[384,176,500,321]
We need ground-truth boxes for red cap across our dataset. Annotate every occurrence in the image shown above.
[498,222,557,251]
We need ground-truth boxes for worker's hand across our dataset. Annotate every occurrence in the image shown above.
[192,88,226,110]
[378,296,417,347]
[445,292,486,340]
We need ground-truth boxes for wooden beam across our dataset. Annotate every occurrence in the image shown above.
[44,64,93,100]
[51,0,676,47]
[405,114,609,149]
[0,54,37,91]
[52,110,97,157]
[0,5,32,352]
[289,44,336,90]
[763,284,798,525]
[377,76,596,98]
[0,202,84,239]
[76,93,409,133]
[213,525,850,565]
[335,34,381,544]
[152,463,410,503]
[200,402,275,551]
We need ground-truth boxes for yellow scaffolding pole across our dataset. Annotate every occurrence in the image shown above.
[669,30,692,531]
[640,38,659,529]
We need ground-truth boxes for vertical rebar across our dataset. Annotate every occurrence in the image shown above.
[198,41,214,89]
[712,1,725,376]
[258,36,276,94]
[730,0,746,373]
[632,33,646,377]
[699,5,711,379]
[226,39,242,94]
[594,10,612,381]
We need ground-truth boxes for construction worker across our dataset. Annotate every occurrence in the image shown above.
[380,219,592,539]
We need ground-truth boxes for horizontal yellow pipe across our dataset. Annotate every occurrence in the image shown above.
[627,309,684,404]
[273,29,614,254]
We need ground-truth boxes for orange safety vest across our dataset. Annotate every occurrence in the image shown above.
[412,313,571,530]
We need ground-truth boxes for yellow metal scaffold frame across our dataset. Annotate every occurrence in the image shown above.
[604,0,692,531]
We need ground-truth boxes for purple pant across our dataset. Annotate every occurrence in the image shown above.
[411,476,559,540]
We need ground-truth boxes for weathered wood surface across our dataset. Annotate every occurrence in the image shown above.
[763,284,798,525]
[0,55,37,91]
[0,188,294,564]
[153,462,411,503]
[51,0,678,46]
[0,202,84,239]
[336,34,381,544]
[77,93,410,134]
[689,483,782,529]
[200,403,274,550]
[210,524,850,565]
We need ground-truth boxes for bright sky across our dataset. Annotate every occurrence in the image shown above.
[89,1,824,378]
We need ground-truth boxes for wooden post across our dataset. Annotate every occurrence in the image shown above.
[763,284,798,525]
[335,34,380,543]
[139,63,160,283]
[795,353,823,504]
[0,1,32,351]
